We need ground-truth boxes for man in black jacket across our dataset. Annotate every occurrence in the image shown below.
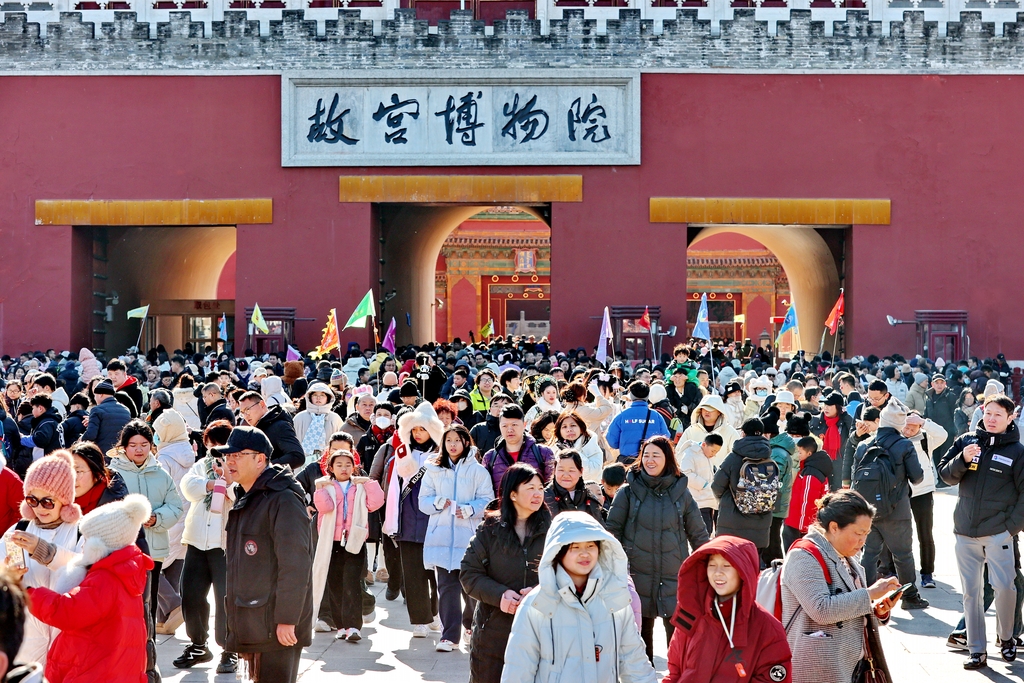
[469,393,509,455]
[853,398,928,610]
[107,358,144,415]
[220,426,312,683]
[925,374,958,465]
[939,394,1024,669]
[200,383,235,428]
[237,392,304,470]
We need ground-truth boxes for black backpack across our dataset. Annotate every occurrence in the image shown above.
[852,443,900,517]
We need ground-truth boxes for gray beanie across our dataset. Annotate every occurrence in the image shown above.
[879,398,908,430]
[913,372,929,386]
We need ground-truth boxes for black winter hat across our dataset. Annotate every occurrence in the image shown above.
[399,381,420,398]
[94,379,116,396]
[627,381,650,401]
[786,414,811,437]
[822,392,845,408]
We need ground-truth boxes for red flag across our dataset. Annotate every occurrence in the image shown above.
[638,306,652,331]
[825,291,845,335]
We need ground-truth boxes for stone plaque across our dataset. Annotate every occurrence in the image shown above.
[281,70,640,167]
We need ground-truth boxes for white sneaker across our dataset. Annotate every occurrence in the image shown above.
[429,616,442,632]
[334,629,349,640]
[436,639,454,652]
[413,624,429,638]
[347,628,362,642]
[315,620,335,633]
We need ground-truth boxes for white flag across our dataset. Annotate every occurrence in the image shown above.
[596,307,613,365]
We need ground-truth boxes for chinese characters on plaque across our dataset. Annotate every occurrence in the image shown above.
[282,73,639,166]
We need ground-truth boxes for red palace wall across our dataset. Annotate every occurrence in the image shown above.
[1,73,1021,357]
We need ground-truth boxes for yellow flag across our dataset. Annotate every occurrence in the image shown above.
[480,319,494,338]
[126,304,149,320]
[251,303,270,334]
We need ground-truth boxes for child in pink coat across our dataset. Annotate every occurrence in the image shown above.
[311,449,384,642]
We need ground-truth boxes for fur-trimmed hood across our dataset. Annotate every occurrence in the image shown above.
[154,408,189,445]
[397,401,445,451]
[261,375,291,407]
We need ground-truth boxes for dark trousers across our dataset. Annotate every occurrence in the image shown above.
[181,545,228,648]
[700,508,717,536]
[761,516,786,565]
[149,560,162,624]
[157,558,184,622]
[879,493,936,577]
[435,567,472,644]
[382,535,404,594]
[640,616,674,665]
[327,543,367,631]
[398,540,438,625]
[782,524,804,554]
[863,515,922,600]
[255,645,303,683]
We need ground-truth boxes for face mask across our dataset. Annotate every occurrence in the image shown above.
[755,389,768,397]
[375,417,392,429]
[458,402,469,411]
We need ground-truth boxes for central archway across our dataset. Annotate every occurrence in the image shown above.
[689,226,841,352]
[380,204,550,345]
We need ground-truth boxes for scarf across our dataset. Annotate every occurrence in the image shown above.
[822,413,842,460]
[371,425,395,443]
[76,476,107,515]
[201,457,218,510]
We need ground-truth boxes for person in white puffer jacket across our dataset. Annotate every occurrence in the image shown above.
[500,512,657,683]
[154,408,195,633]
[676,435,724,536]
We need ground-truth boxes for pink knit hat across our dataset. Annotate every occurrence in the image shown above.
[21,449,82,524]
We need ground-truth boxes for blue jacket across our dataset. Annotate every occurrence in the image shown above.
[82,397,132,454]
[606,401,670,458]
[419,457,493,570]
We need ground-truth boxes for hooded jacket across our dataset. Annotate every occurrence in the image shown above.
[605,469,709,618]
[461,512,550,683]
[171,387,202,431]
[554,432,605,482]
[906,418,946,497]
[179,455,235,551]
[905,381,928,414]
[500,512,657,683]
[607,401,670,460]
[115,376,144,416]
[678,440,717,510]
[543,479,604,524]
[385,402,445,542]
[679,395,740,469]
[29,407,64,456]
[711,435,775,548]
[77,348,102,384]
[469,413,501,457]
[224,465,313,653]
[201,397,235,429]
[154,410,194,564]
[939,423,1024,537]
[419,455,494,571]
[784,451,833,533]
[666,536,792,683]
[108,451,183,561]
[60,408,87,450]
[293,383,345,462]
[254,405,305,470]
[82,397,131,454]
[28,544,152,683]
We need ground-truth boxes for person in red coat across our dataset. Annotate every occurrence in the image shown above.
[26,493,153,683]
[0,466,24,535]
[782,438,833,553]
[665,535,792,683]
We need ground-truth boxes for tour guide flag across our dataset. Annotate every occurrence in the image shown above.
[480,319,494,338]
[596,306,613,365]
[692,294,711,341]
[310,308,341,357]
[251,303,270,334]
[217,313,228,341]
[825,289,845,335]
[126,305,149,320]
[343,290,375,329]
[776,302,798,344]
[382,317,397,355]
[638,306,652,331]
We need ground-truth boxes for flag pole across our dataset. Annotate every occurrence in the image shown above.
[818,328,827,355]
[832,323,841,362]
[133,316,146,354]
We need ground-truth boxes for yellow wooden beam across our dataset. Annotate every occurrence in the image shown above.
[650,197,890,225]
[339,175,583,203]
[34,199,273,226]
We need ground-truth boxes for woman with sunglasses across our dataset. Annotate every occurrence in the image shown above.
[1,449,83,666]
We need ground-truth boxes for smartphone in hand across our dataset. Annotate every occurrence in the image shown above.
[880,582,914,604]
[5,541,26,570]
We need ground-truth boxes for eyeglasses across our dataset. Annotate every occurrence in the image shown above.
[224,449,262,461]
[239,403,262,416]
[25,495,56,510]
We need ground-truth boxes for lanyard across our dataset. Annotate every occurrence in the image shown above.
[714,597,738,650]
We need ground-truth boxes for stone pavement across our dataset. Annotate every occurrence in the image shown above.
[158,489,1024,681]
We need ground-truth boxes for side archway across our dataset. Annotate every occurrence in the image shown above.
[689,227,841,351]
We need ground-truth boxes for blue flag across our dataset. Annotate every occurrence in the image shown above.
[692,293,711,340]
[217,313,228,341]
[776,303,798,344]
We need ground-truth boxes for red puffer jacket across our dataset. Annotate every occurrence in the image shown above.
[665,535,792,683]
[28,544,152,683]
[784,451,833,534]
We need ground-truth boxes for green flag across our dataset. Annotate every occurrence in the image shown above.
[343,290,376,329]
[126,304,150,320]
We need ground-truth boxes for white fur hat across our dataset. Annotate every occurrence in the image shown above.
[397,401,445,449]
[648,382,668,405]
[78,494,151,566]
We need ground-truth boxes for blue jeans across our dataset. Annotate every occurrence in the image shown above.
[435,567,473,643]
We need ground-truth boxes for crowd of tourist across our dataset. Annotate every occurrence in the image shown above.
[0,338,1021,683]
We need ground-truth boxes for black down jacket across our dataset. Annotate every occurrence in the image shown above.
[605,469,709,619]
[460,513,550,683]
[712,434,776,548]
